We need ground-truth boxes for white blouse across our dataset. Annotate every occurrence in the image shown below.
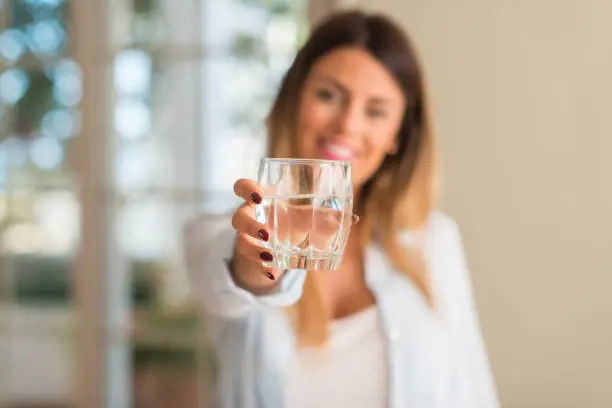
[187,210,500,408]
[286,306,387,408]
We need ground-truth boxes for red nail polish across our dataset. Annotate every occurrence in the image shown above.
[260,251,273,261]
[257,229,269,241]
[266,272,275,281]
[251,192,262,204]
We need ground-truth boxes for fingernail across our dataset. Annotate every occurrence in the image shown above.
[251,192,262,204]
[257,229,269,241]
[266,272,275,281]
[259,251,273,261]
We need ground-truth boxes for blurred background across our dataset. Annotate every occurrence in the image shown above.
[0,0,610,408]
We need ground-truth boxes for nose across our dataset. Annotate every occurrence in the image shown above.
[334,102,364,137]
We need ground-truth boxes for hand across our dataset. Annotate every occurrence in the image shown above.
[230,178,283,293]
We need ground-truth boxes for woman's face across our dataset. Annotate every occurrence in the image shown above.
[296,46,407,188]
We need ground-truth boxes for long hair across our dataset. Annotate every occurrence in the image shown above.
[267,10,438,346]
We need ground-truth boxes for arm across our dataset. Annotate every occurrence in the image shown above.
[430,214,500,407]
[184,214,306,319]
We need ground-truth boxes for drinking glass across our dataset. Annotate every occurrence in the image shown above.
[255,158,353,270]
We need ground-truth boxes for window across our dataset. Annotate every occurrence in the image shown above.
[0,0,319,407]
[0,0,79,405]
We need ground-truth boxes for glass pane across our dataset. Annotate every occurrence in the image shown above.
[107,45,208,408]
[0,185,79,408]
[110,0,165,48]
[2,0,69,63]
[0,1,78,407]
[0,308,75,404]
[100,0,307,406]
[112,196,214,408]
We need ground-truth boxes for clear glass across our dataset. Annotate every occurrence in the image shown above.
[256,158,353,271]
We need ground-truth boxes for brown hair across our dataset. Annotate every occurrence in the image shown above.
[267,10,438,346]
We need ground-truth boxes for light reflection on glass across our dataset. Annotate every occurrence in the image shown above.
[30,136,64,170]
[114,49,152,96]
[266,17,298,72]
[230,60,268,103]
[26,20,65,53]
[117,200,172,259]
[114,99,151,139]
[265,16,298,53]
[234,2,268,38]
[0,195,6,219]
[0,69,30,105]
[0,137,29,168]
[53,75,81,106]
[52,58,81,79]
[52,59,82,106]
[115,143,152,189]
[24,0,64,8]
[0,145,6,168]
[33,191,79,254]
[41,108,78,139]
[3,223,43,254]
[0,29,27,62]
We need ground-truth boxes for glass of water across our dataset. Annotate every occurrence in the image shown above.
[255,158,353,271]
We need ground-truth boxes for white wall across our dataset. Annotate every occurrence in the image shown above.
[333,1,612,407]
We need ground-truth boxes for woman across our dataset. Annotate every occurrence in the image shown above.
[189,10,499,408]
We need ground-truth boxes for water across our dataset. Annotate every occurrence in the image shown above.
[255,193,353,270]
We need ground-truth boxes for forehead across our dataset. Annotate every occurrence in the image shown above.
[308,46,404,101]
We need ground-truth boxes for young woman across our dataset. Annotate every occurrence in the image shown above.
[189,10,499,408]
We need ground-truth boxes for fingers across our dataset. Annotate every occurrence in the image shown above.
[352,214,360,225]
[232,180,277,282]
[231,204,270,242]
[234,232,277,280]
[235,232,274,263]
[234,178,263,205]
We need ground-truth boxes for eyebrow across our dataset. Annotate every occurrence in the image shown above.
[313,74,393,104]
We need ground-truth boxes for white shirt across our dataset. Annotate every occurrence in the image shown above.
[285,306,387,408]
[187,210,500,408]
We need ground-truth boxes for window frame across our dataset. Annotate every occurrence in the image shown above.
[71,0,336,407]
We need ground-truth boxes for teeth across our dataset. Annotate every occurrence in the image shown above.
[326,144,352,157]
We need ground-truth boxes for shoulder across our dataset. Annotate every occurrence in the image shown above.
[398,210,473,302]
[424,210,468,270]
[425,210,464,253]
[423,211,475,311]
[398,210,464,254]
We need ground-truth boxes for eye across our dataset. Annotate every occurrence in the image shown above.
[367,108,387,118]
[315,88,337,102]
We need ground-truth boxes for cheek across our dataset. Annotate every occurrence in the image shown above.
[357,140,388,174]
[299,96,336,131]
[353,124,400,183]
[367,128,396,152]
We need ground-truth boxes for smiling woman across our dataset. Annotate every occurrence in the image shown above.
[189,9,499,408]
